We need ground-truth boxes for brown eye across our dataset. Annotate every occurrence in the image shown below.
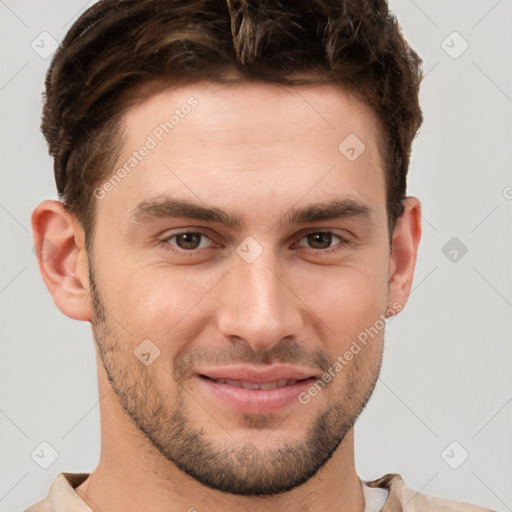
[175,232,203,250]
[295,231,348,255]
[163,231,214,252]
[306,232,335,249]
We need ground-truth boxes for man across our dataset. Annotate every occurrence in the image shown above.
[28,0,495,510]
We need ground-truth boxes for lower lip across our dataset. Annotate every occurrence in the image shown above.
[198,376,315,414]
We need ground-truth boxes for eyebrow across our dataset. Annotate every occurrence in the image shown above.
[129,196,373,228]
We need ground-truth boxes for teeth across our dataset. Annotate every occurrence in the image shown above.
[241,381,260,390]
[213,378,298,389]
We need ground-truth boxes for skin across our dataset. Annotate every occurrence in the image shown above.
[32,80,421,512]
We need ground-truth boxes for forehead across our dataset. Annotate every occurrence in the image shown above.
[96,80,386,226]
[122,80,382,156]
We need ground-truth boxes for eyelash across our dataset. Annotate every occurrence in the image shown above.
[158,230,350,256]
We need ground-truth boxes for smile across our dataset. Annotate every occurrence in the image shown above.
[202,377,301,390]
[194,365,318,414]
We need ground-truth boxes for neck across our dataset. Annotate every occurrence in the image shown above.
[76,359,365,512]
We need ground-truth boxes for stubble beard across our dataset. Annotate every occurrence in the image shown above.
[88,266,383,496]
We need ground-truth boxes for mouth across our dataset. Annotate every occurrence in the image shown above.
[194,365,318,414]
[200,376,306,390]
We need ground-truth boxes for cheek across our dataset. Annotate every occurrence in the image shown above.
[104,268,221,365]
[296,260,388,333]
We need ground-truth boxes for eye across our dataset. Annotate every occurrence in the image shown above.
[158,229,350,257]
[295,231,348,254]
[160,231,215,253]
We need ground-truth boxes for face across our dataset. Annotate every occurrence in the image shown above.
[88,81,396,495]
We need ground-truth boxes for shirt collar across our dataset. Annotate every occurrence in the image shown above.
[46,472,406,511]
[365,473,407,511]
[48,473,92,512]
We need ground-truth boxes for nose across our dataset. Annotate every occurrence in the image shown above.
[216,247,304,353]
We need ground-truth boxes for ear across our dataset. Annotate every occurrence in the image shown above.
[387,196,422,312]
[31,200,92,322]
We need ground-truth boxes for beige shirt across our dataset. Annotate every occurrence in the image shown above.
[25,472,496,512]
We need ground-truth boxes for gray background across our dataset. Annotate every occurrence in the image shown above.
[1,0,511,510]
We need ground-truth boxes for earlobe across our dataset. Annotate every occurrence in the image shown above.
[31,200,93,322]
[387,196,422,312]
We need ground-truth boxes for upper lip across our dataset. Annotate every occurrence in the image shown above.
[197,365,316,384]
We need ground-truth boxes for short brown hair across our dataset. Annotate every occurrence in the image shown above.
[41,0,423,242]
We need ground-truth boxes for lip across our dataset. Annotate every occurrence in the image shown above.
[195,365,317,414]
[197,364,317,383]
